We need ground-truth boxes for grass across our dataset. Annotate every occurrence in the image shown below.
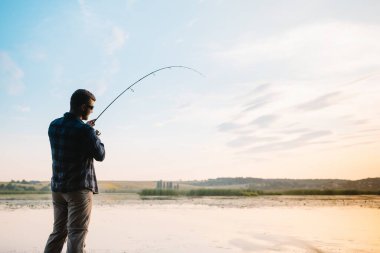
[140,188,260,197]
[140,189,184,196]
[139,188,380,197]
[279,189,380,195]
[187,189,259,196]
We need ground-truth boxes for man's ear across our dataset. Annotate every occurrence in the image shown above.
[80,104,86,112]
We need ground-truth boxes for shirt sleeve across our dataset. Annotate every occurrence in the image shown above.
[85,127,106,161]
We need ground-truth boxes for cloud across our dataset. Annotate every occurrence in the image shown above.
[251,114,279,128]
[244,130,332,153]
[339,140,378,149]
[106,26,128,55]
[78,0,92,20]
[235,83,273,101]
[280,128,310,134]
[49,65,67,98]
[298,130,332,141]
[14,105,31,113]
[350,119,368,126]
[78,0,128,56]
[339,71,380,88]
[296,92,341,111]
[93,79,109,97]
[214,21,380,77]
[0,52,25,95]
[187,18,199,28]
[217,76,377,157]
[29,51,47,62]
[175,38,184,44]
[94,59,121,96]
[106,58,121,76]
[253,83,272,93]
[176,101,192,110]
[243,92,280,112]
[357,128,380,133]
[126,0,138,9]
[227,135,281,148]
[218,122,242,132]
[77,1,128,95]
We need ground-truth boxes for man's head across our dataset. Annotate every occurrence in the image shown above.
[70,89,96,120]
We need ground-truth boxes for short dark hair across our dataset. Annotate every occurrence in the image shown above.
[70,89,96,109]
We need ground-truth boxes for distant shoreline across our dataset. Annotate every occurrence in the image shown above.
[139,188,380,196]
[1,188,380,196]
[1,178,380,196]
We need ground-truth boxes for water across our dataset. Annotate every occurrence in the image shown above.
[0,196,379,252]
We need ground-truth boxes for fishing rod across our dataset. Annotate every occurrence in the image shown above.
[92,65,204,128]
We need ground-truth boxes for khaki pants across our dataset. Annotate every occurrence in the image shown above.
[44,190,93,253]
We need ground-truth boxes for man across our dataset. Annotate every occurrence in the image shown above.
[44,89,105,253]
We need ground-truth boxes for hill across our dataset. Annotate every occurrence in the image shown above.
[181,177,380,192]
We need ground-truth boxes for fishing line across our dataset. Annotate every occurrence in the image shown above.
[94,65,204,122]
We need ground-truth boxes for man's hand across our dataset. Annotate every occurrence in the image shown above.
[87,119,101,136]
[86,119,96,127]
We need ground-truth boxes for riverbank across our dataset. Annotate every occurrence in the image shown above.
[1,193,380,209]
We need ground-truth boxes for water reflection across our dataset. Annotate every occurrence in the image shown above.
[0,200,379,252]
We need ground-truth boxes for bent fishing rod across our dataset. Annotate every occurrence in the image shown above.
[92,65,204,125]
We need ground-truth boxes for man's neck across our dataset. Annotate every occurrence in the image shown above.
[69,110,83,120]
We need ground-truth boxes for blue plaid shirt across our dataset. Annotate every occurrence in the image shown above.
[48,112,105,193]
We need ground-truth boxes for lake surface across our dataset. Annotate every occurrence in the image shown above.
[0,195,379,252]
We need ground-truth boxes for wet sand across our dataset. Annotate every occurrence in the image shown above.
[0,195,379,252]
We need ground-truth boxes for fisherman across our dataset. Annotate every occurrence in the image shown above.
[44,89,105,253]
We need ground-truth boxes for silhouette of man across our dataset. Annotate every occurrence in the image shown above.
[44,89,105,253]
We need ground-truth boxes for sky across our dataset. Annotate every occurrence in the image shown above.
[1,0,380,181]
